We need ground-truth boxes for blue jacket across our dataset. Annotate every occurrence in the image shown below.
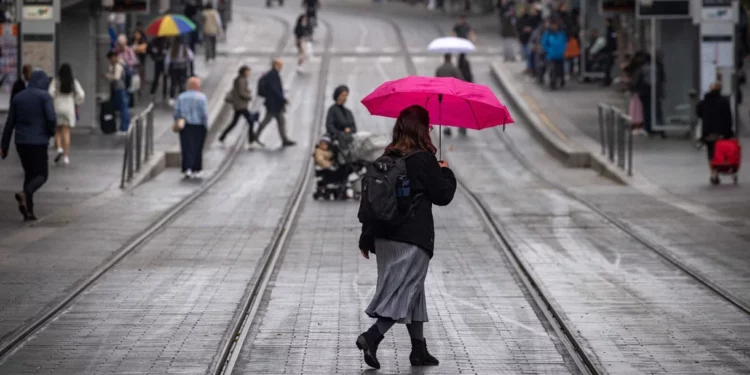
[542,30,567,61]
[2,71,56,150]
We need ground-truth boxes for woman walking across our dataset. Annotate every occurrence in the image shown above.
[166,37,194,106]
[174,77,208,179]
[325,85,356,139]
[294,14,311,70]
[219,65,260,144]
[49,63,85,165]
[357,105,457,369]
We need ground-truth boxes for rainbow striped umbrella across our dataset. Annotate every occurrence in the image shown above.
[145,14,196,37]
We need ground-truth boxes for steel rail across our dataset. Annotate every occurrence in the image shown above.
[212,16,334,375]
[382,15,603,375]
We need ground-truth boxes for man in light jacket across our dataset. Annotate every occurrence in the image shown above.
[1,70,57,221]
[202,2,223,62]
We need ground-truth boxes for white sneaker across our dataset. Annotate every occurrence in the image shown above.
[193,171,204,179]
[168,99,176,107]
[63,156,70,165]
[184,169,193,179]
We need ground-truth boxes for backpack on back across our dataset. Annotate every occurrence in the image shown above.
[257,73,269,98]
[358,151,422,226]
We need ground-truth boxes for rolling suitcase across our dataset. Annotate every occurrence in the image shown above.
[711,139,741,184]
[99,100,117,134]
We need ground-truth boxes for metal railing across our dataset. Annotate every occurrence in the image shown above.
[120,103,155,188]
[597,103,633,177]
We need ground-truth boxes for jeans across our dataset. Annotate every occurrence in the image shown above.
[255,111,290,143]
[113,88,131,131]
[220,109,259,142]
[16,143,48,215]
[204,35,217,61]
[150,60,168,99]
[179,125,207,172]
[522,43,531,70]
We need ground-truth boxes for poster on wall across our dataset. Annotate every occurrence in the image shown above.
[0,24,18,94]
[22,39,54,75]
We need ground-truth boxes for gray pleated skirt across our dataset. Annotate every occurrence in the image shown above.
[364,238,430,324]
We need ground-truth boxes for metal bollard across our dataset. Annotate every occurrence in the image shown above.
[627,121,634,176]
[616,112,626,169]
[607,107,615,163]
[126,133,134,183]
[598,104,606,156]
[146,110,154,159]
[135,119,143,172]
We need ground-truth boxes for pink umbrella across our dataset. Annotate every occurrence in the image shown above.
[361,76,513,129]
[361,76,513,157]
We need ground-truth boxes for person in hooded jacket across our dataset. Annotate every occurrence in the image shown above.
[325,85,356,139]
[1,70,57,221]
[542,20,567,89]
[698,81,735,185]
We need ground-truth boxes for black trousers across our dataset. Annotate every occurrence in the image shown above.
[16,144,48,214]
[179,125,207,172]
[548,59,565,89]
[150,60,168,98]
[169,66,188,99]
[220,109,256,142]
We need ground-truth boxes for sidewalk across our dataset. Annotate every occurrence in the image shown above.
[492,60,750,224]
[0,58,229,234]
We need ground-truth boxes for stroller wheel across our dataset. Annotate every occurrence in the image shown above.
[313,192,320,200]
[733,173,739,185]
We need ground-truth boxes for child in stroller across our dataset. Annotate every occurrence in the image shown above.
[313,134,366,200]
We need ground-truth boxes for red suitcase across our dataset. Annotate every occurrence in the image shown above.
[711,139,741,184]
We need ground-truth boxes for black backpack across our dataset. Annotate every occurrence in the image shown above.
[358,151,422,225]
[257,73,269,98]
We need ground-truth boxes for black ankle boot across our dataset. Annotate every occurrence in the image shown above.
[356,326,384,369]
[409,338,439,366]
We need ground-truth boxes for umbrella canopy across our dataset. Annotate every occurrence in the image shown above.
[427,37,476,54]
[361,76,513,130]
[145,14,196,37]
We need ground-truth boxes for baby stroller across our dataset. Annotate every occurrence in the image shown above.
[313,132,388,201]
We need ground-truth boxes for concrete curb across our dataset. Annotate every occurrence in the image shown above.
[490,62,630,185]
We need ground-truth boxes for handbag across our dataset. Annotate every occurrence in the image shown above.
[172,118,185,133]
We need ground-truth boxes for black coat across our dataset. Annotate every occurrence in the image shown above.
[359,151,457,258]
[697,90,734,141]
[262,69,285,113]
[325,104,356,136]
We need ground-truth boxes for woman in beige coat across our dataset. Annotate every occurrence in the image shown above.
[218,66,259,145]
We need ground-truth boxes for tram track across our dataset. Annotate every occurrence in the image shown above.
[211,16,334,375]
[0,7,291,362]
[377,16,601,375]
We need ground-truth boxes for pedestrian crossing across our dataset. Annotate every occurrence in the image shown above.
[219,46,506,56]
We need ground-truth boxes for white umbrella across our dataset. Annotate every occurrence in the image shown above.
[427,37,476,54]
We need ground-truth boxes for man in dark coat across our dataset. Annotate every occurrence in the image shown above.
[10,64,32,103]
[697,81,735,184]
[1,70,57,221]
[255,59,296,147]
[435,54,464,136]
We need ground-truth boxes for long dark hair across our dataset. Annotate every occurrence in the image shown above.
[385,105,436,155]
[171,37,186,59]
[58,63,74,94]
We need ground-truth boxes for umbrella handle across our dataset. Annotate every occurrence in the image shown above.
[438,94,443,161]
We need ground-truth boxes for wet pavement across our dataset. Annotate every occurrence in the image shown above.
[0,1,749,374]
